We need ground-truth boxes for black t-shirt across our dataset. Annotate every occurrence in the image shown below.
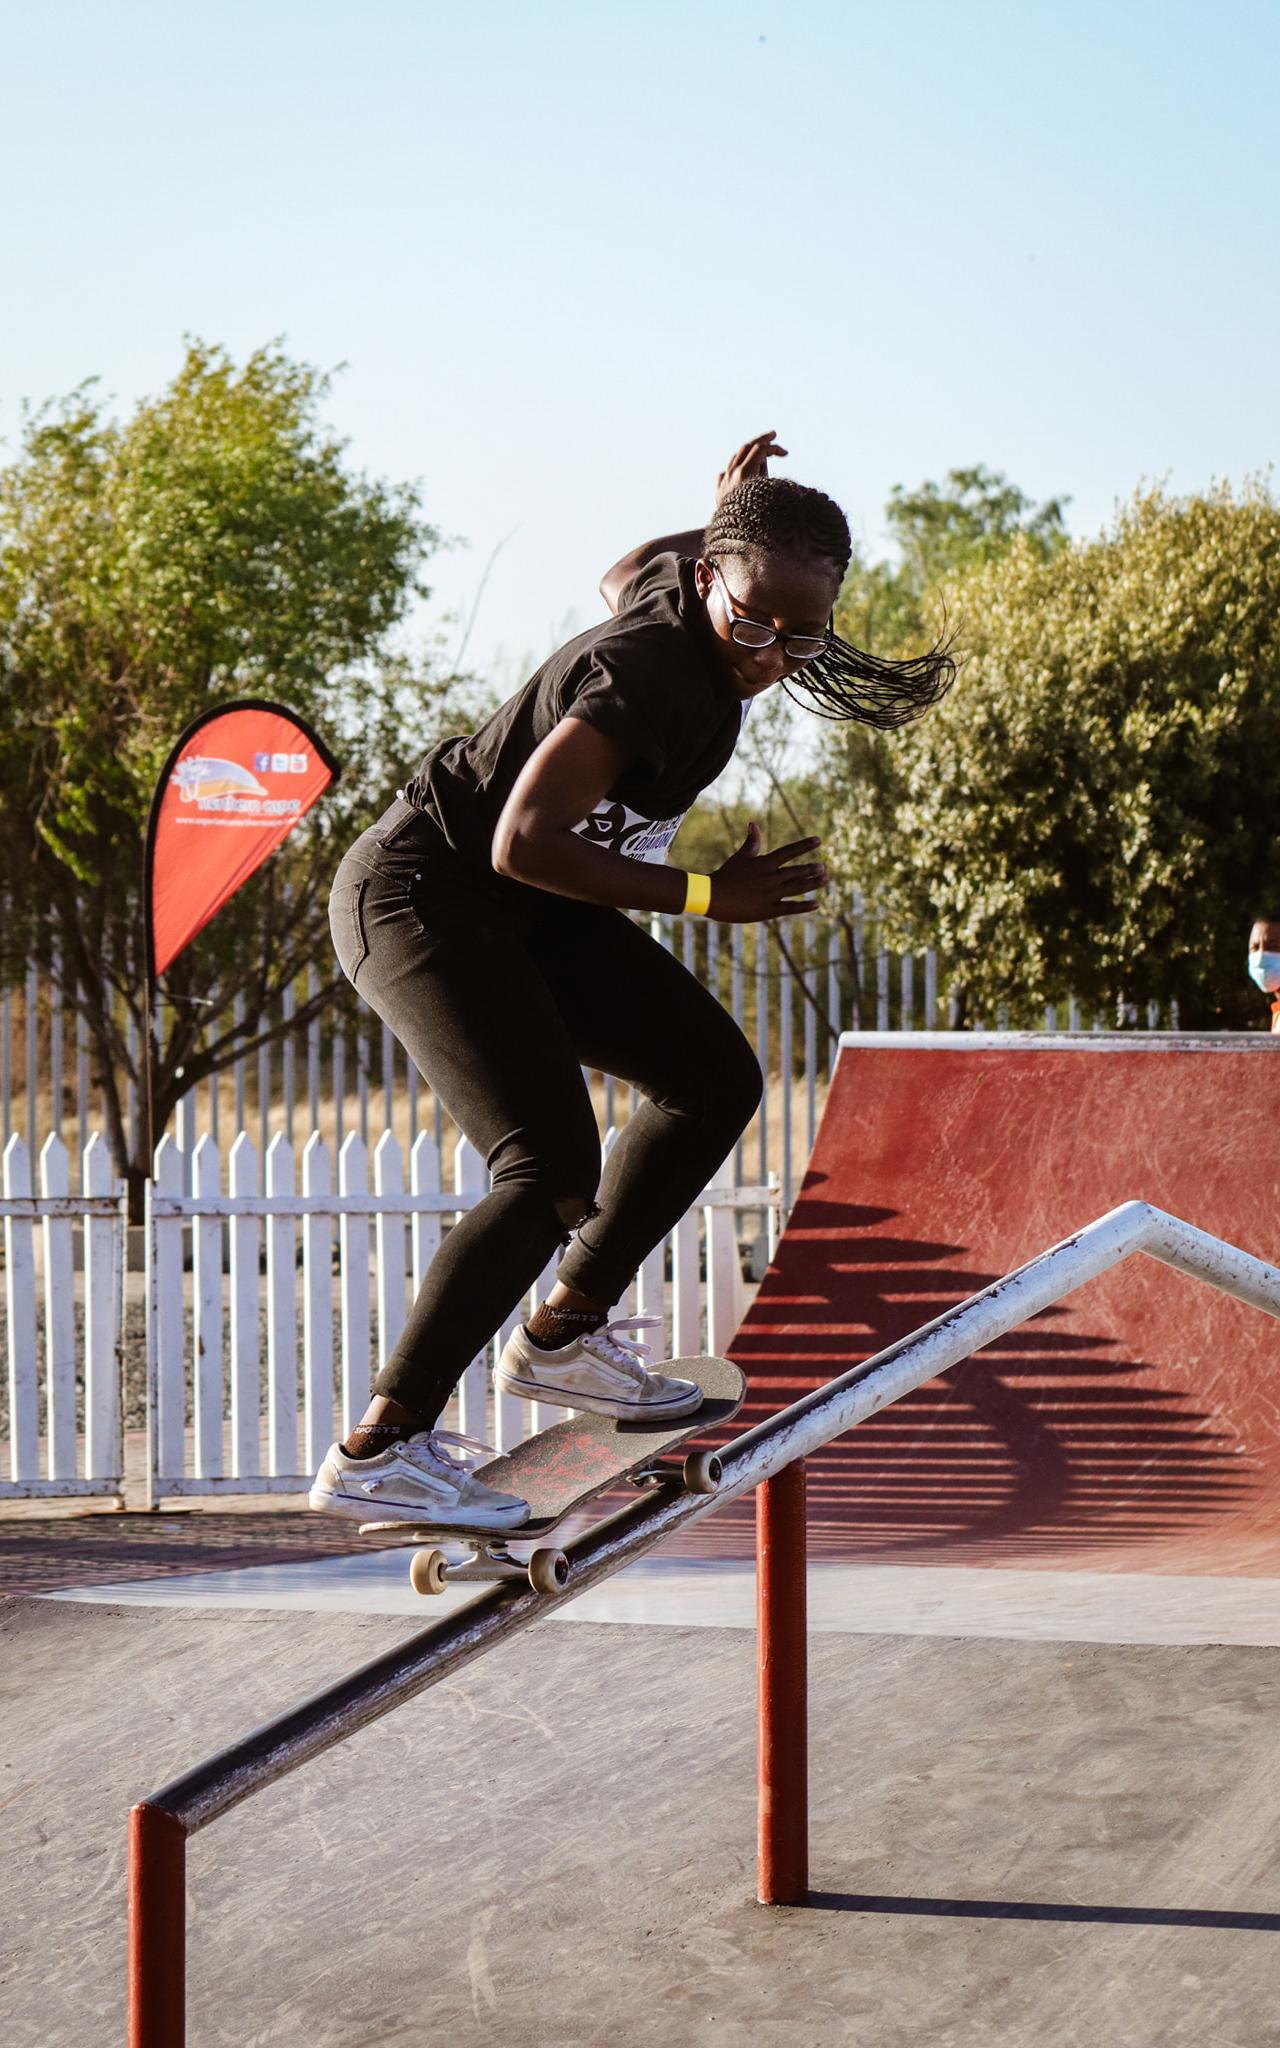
[404,555,746,872]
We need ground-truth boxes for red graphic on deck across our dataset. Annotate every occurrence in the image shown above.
[146,702,338,978]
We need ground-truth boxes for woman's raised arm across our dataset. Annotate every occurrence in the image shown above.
[598,432,789,614]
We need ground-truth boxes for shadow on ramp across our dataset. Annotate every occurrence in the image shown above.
[680,1039,1280,1574]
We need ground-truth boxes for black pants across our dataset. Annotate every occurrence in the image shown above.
[328,799,763,1424]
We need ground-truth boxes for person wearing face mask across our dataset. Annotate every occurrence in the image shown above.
[1247,919,1280,1032]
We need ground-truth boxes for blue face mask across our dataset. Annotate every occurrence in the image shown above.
[1248,951,1280,993]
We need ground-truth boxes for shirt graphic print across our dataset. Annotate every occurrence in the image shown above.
[571,801,686,864]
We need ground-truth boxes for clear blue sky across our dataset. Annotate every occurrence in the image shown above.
[4,0,1278,691]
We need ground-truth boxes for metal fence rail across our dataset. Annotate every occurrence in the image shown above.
[127,1196,1280,2043]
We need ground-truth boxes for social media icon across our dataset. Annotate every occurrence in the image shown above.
[289,753,307,774]
[271,753,289,774]
[253,752,270,773]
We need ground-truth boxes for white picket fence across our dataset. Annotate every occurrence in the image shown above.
[1,1125,779,1506]
[2,1132,126,1499]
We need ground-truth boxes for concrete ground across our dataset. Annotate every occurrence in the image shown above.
[5,1582,1280,2048]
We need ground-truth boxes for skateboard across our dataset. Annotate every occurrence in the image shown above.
[360,1354,744,1598]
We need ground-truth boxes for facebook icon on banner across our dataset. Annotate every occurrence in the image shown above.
[253,752,271,774]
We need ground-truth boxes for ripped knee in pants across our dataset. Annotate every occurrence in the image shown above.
[552,1193,600,1246]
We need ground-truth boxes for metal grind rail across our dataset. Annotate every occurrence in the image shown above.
[127,1199,1280,2046]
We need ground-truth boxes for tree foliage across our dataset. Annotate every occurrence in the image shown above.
[0,340,481,1203]
[821,480,1280,1027]
[838,463,1069,653]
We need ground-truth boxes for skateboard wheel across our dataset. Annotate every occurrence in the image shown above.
[409,1546,449,1597]
[683,1450,722,1495]
[528,1547,569,1595]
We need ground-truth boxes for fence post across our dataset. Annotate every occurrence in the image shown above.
[149,1137,186,1504]
[374,1130,407,1373]
[192,1135,223,1479]
[40,1134,76,1479]
[229,1134,261,1479]
[454,1138,490,1439]
[302,1133,334,1471]
[3,1135,38,1480]
[409,1129,441,1300]
[671,1201,702,1358]
[704,1154,740,1356]
[266,1133,297,1476]
[339,1132,370,1439]
[83,1134,121,1481]
[756,1457,808,1906]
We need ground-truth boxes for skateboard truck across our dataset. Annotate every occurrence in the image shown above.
[626,1450,722,1494]
[404,1540,570,1598]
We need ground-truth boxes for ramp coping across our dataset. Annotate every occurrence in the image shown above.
[838,1030,1279,1051]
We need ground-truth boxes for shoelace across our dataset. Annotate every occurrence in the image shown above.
[581,1315,663,1382]
[398,1429,496,1478]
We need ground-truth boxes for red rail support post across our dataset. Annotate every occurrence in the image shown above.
[128,1802,187,2048]
[755,1456,808,1905]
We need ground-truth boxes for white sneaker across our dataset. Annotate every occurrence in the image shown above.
[309,1429,529,1529]
[495,1316,703,1421]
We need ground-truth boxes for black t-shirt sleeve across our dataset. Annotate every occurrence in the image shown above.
[613,550,682,615]
[562,651,673,777]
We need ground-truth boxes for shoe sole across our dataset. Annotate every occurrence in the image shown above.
[309,1485,529,1530]
[494,1368,703,1421]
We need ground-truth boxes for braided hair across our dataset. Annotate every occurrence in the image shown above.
[703,477,956,730]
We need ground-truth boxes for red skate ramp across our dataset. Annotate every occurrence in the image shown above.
[711,1034,1280,1575]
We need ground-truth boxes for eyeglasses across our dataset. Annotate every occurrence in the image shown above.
[711,565,830,663]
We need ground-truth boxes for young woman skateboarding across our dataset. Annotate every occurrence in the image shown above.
[310,432,953,1529]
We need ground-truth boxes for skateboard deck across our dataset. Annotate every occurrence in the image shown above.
[361,1354,744,1596]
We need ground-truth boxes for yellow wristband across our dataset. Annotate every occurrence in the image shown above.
[683,871,713,917]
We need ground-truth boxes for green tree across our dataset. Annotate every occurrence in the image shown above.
[836,463,1069,654]
[0,340,480,1210]
[822,481,1280,1028]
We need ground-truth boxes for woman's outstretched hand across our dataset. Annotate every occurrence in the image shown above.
[715,432,788,506]
[708,823,827,923]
